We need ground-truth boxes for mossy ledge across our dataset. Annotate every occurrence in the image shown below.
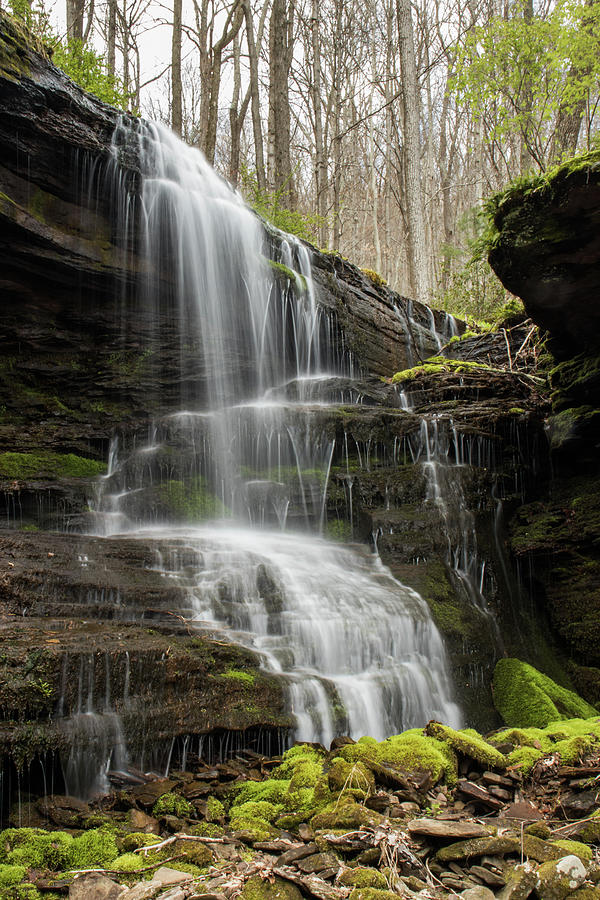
[492,658,597,728]
[0,450,106,480]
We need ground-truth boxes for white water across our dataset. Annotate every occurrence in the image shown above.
[86,119,461,768]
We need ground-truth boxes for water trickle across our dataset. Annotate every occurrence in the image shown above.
[88,118,462,762]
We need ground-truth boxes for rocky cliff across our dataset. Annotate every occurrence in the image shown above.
[0,10,586,807]
[487,153,600,707]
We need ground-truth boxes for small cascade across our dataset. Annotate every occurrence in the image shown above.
[86,117,463,761]
[405,411,503,649]
[56,653,130,800]
[147,526,461,745]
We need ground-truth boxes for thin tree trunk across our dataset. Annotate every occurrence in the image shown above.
[106,0,117,76]
[268,0,295,204]
[243,0,267,191]
[311,0,327,245]
[171,0,183,136]
[396,0,430,301]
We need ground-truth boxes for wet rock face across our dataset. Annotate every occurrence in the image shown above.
[0,8,447,457]
[0,530,291,785]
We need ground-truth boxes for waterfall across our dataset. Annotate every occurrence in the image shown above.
[87,118,461,767]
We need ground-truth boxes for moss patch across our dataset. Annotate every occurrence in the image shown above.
[493,658,597,727]
[391,356,490,384]
[158,476,230,521]
[0,451,106,480]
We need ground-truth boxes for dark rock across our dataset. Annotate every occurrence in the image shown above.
[488,156,600,356]
[297,853,340,875]
[558,790,600,819]
[277,843,319,866]
[68,873,126,899]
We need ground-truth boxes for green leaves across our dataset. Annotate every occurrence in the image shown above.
[452,0,600,169]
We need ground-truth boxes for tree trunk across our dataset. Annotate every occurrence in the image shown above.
[311,0,327,245]
[243,0,267,192]
[66,0,85,40]
[171,0,183,136]
[268,0,295,205]
[396,0,430,301]
[106,0,117,76]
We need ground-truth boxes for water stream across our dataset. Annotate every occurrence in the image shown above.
[62,119,463,791]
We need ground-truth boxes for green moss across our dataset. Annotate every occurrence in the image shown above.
[310,797,383,830]
[228,816,279,841]
[232,779,291,807]
[339,868,387,889]
[483,149,600,253]
[340,730,458,785]
[424,722,507,768]
[391,355,490,383]
[240,874,303,900]
[189,822,225,837]
[447,330,479,345]
[0,829,74,871]
[327,758,375,798]
[112,852,143,872]
[348,889,399,900]
[152,792,195,819]
[361,268,387,287]
[325,518,352,541]
[70,828,119,868]
[0,864,39,900]
[231,801,283,824]
[508,407,525,414]
[221,669,256,684]
[119,833,161,853]
[550,839,592,861]
[268,260,308,292]
[0,451,106,480]
[491,718,600,774]
[493,658,597,727]
[275,745,325,785]
[205,796,225,822]
[158,476,230,521]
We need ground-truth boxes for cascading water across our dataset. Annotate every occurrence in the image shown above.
[84,118,461,783]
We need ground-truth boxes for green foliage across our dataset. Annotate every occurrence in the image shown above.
[152,792,194,819]
[7,3,130,110]
[0,451,106,480]
[241,169,325,243]
[51,39,129,109]
[493,658,598,727]
[434,209,511,321]
[489,718,600,773]
[451,0,600,169]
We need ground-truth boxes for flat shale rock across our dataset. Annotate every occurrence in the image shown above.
[407,817,489,840]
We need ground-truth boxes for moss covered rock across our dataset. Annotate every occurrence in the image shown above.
[492,659,597,727]
[536,855,587,899]
[240,875,303,900]
[339,867,387,889]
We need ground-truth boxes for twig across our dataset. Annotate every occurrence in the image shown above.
[68,854,183,876]
[503,328,513,371]
[134,833,233,854]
